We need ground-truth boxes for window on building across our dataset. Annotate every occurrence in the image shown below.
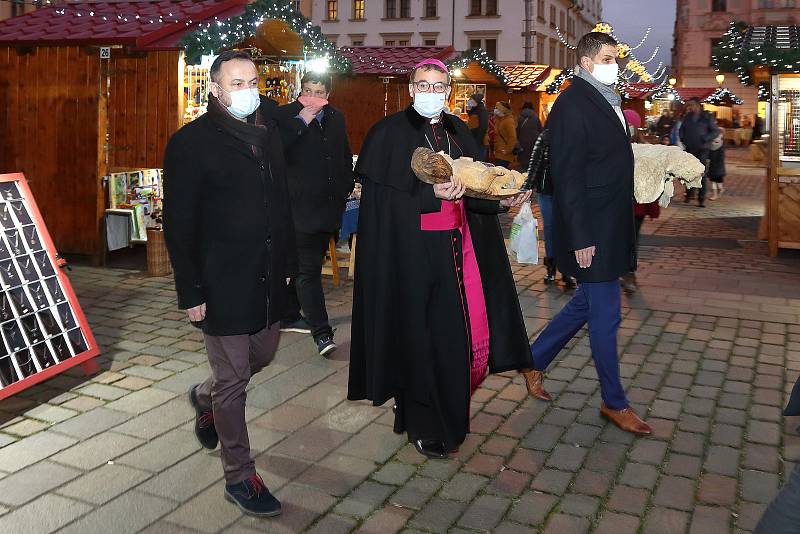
[709,37,722,66]
[386,0,395,18]
[327,0,338,20]
[549,6,556,27]
[537,0,545,20]
[400,0,410,17]
[327,35,338,46]
[353,0,365,19]
[384,39,396,46]
[352,39,364,46]
[470,39,482,49]
[560,45,567,69]
[425,0,437,17]
[559,10,565,30]
[549,39,556,65]
[485,39,497,59]
[712,0,727,11]
[291,0,301,13]
[399,40,409,45]
[485,0,497,15]
[536,36,545,63]
[424,38,437,46]
[470,0,481,16]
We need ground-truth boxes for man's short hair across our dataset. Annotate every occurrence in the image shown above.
[209,50,254,83]
[301,71,333,92]
[688,97,701,104]
[576,32,618,62]
[409,64,451,84]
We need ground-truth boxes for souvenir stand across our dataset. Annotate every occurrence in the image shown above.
[714,23,800,255]
[0,173,100,400]
[0,0,348,264]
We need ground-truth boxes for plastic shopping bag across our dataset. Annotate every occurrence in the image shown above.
[508,203,539,264]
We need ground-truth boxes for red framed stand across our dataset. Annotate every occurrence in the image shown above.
[0,173,100,401]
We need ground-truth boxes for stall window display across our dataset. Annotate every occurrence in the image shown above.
[0,174,99,398]
[778,76,800,162]
[453,83,486,119]
[106,168,163,249]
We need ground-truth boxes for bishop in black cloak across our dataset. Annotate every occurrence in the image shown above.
[347,59,533,458]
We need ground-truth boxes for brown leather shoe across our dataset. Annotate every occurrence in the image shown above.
[522,369,553,402]
[600,404,652,436]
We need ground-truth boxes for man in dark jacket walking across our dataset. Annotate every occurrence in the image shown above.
[466,93,489,161]
[521,32,652,437]
[679,98,720,207]
[517,102,542,169]
[275,72,355,356]
[163,51,299,518]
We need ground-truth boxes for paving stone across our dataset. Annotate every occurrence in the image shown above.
[690,505,731,534]
[306,513,358,534]
[371,461,417,486]
[704,445,740,477]
[698,473,738,506]
[584,442,627,473]
[560,493,599,517]
[741,469,779,504]
[531,468,572,494]
[439,472,487,502]
[51,431,144,470]
[653,475,696,511]
[480,435,517,457]
[629,439,668,465]
[49,407,133,440]
[251,403,322,433]
[594,512,640,534]
[644,507,690,534]
[457,494,511,531]
[507,491,557,526]
[295,453,375,496]
[0,494,92,533]
[545,443,587,472]
[608,485,649,516]
[521,423,563,451]
[60,395,106,412]
[543,513,590,534]
[333,481,394,518]
[390,476,442,510]
[164,483,242,533]
[620,462,659,490]
[23,403,78,424]
[76,383,130,401]
[113,398,193,440]
[508,447,547,475]
[0,460,81,506]
[105,387,178,414]
[0,431,77,472]
[672,431,706,456]
[408,497,467,533]
[745,443,781,472]
[572,469,613,497]
[358,504,413,534]
[417,458,460,480]
[138,452,223,501]
[116,429,200,473]
[711,423,743,447]
[1,418,49,437]
[487,468,530,497]
[333,423,405,463]
[748,420,781,446]
[59,491,180,534]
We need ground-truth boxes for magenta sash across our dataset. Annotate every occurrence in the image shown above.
[420,200,490,393]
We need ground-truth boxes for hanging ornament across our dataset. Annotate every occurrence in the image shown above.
[594,22,613,34]
[617,43,631,59]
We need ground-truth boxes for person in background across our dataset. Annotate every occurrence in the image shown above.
[517,102,542,170]
[492,101,517,168]
[709,127,726,200]
[466,93,489,161]
[655,109,675,139]
[670,110,684,148]
[622,108,659,295]
[163,50,298,517]
[275,72,355,357]
[521,31,651,437]
[679,97,720,207]
[348,58,532,460]
[526,129,577,289]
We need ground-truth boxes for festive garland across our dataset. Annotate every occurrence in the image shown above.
[447,48,510,87]
[758,82,770,102]
[181,0,351,72]
[704,87,743,106]
[545,69,574,94]
[647,83,684,104]
[713,21,800,85]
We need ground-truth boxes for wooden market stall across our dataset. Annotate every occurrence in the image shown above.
[0,0,343,262]
[715,23,800,255]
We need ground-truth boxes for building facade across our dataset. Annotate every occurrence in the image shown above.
[672,0,800,118]
[0,1,40,22]
[302,0,602,67]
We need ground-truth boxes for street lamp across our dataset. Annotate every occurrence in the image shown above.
[715,73,725,86]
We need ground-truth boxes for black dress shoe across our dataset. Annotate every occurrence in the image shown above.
[188,384,218,450]
[413,439,448,459]
[224,473,281,517]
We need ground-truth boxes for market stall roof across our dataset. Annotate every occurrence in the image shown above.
[501,64,552,91]
[0,0,248,49]
[338,46,459,76]
[625,82,657,99]
[713,23,800,83]
[676,88,717,102]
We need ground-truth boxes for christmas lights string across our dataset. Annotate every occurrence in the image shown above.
[639,46,660,65]
[713,21,800,85]
[555,27,577,50]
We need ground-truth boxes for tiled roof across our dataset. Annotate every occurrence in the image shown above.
[338,46,459,75]
[501,64,551,89]
[0,0,247,49]
[676,88,717,102]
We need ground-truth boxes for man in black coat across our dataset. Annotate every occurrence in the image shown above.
[679,97,720,207]
[466,93,489,161]
[275,73,354,356]
[516,102,542,168]
[521,32,652,437]
[348,59,532,460]
[163,51,298,517]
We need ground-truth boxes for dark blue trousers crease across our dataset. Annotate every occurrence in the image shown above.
[531,280,628,410]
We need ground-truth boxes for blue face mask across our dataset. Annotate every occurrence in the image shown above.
[219,86,260,119]
[413,92,446,119]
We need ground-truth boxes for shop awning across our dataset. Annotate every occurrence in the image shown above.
[337,46,459,76]
[501,64,552,91]
[0,0,248,49]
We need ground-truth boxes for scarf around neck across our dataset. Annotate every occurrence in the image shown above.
[576,67,621,108]
[206,94,269,159]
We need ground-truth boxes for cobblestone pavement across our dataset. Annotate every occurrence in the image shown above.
[0,148,799,533]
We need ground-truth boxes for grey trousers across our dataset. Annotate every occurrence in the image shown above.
[755,463,800,534]
[196,323,280,484]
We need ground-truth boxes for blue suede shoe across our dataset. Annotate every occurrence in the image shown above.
[188,385,218,450]
[224,474,282,517]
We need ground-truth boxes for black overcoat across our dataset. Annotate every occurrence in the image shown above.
[347,105,532,408]
[274,101,355,233]
[163,97,298,336]
[548,77,635,282]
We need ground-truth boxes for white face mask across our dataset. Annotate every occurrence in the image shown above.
[493,108,504,117]
[413,91,447,119]
[589,61,619,85]
[220,86,261,119]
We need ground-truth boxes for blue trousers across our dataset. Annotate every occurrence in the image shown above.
[531,281,628,410]
[538,193,554,258]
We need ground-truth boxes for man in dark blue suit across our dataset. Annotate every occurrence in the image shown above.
[521,32,651,436]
